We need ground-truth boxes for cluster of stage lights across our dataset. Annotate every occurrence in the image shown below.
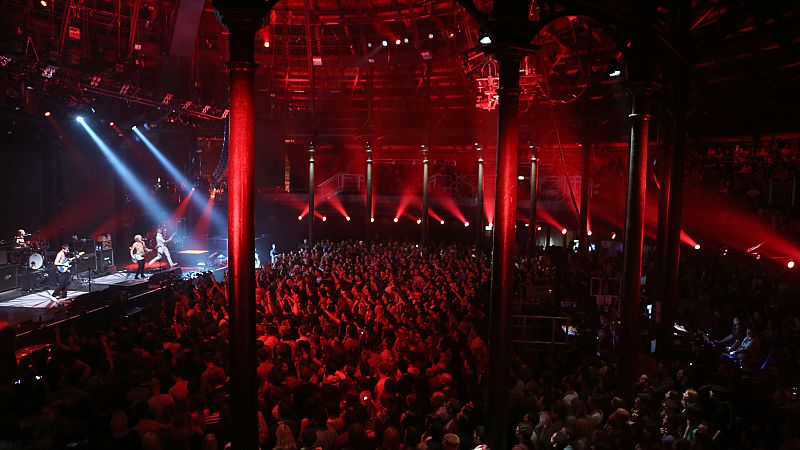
[301,215,454,226]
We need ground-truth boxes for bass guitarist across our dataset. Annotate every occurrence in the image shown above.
[130,234,151,279]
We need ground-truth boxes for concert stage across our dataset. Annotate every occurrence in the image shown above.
[0,264,226,330]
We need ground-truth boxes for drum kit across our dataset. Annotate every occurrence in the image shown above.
[3,240,50,270]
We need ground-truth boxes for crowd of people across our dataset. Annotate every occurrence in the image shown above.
[3,239,800,450]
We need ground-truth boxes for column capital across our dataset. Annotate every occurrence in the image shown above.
[214,0,270,32]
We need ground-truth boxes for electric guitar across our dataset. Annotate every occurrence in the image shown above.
[56,252,85,273]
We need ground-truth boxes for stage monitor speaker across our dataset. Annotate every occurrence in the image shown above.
[18,268,52,291]
[149,267,182,285]
[0,265,18,293]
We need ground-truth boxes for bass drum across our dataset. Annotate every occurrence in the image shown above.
[28,253,44,270]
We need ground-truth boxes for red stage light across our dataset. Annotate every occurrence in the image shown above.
[416,218,421,224]
[345,216,351,221]
[694,244,701,250]
[263,41,270,48]
[298,215,303,220]
[587,230,593,236]
[440,220,445,225]
[464,221,470,227]
[393,217,399,223]
[537,225,542,231]
[371,217,375,223]
[109,121,115,127]
[322,216,327,222]
[788,261,795,269]
[561,228,568,235]
[611,232,617,239]
[43,111,51,117]
[40,0,47,6]
[395,38,401,45]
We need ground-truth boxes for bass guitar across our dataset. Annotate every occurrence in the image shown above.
[56,251,85,273]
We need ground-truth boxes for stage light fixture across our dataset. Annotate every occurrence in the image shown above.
[43,111,51,117]
[789,261,795,269]
[40,0,47,6]
[371,217,375,223]
[345,216,351,221]
[587,230,593,236]
[694,244,701,250]
[393,217,399,223]
[561,228,568,235]
[517,175,525,180]
[263,41,270,48]
[381,40,388,47]
[76,116,84,123]
[298,215,303,221]
[609,69,621,78]
[537,226,542,231]
[403,37,409,43]
[322,216,327,222]
[464,221,470,227]
[367,42,373,48]
[428,33,434,39]
[440,220,445,225]
[395,38,401,45]
[479,36,492,45]
[109,121,115,127]
[611,232,617,239]
[416,219,421,224]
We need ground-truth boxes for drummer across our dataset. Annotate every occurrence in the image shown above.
[14,229,28,249]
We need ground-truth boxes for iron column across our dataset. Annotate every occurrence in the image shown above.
[529,145,538,256]
[308,142,315,243]
[213,1,268,448]
[486,53,522,450]
[365,142,373,242]
[475,143,484,252]
[620,78,655,399]
[421,144,429,243]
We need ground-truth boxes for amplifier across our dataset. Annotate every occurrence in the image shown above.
[97,250,114,273]
[74,253,97,273]
[0,264,18,292]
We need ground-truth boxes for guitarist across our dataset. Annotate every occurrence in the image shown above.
[130,234,151,279]
[149,226,177,268]
[52,244,72,299]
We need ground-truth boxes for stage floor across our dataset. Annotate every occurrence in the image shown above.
[0,264,226,329]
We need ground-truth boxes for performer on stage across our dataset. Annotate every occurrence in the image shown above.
[130,234,151,279]
[14,229,28,248]
[149,226,177,267]
[52,244,72,299]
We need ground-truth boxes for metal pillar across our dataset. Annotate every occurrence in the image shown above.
[421,145,430,243]
[579,116,592,252]
[654,106,672,316]
[475,143,484,252]
[486,54,522,450]
[213,2,268,448]
[365,143,373,242]
[619,81,655,399]
[661,38,690,357]
[529,147,538,256]
[308,142,315,243]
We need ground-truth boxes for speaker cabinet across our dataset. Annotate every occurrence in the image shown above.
[0,265,18,292]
